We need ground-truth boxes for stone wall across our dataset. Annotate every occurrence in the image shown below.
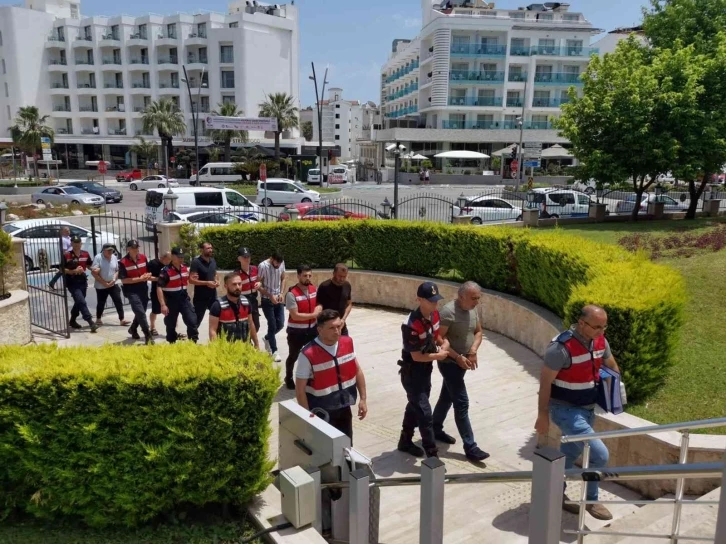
[5,238,27,292]
[0,290,31,345]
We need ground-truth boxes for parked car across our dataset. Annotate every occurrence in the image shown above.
[328,166,350,184]
[145,187,260,231]
[256,179,320,207]
[32,186,104,207]
[64,181,123,203]
[167,210,257,229]
[116,169,143,182]
[526,188,593,218]
[306,168,322,185]
[615,193,689,214]
[2,219,118,271]
[129,175,179,191]
[278,203,370,221]
[459,196,523,224]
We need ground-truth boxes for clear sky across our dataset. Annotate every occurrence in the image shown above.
[74,0,649,107]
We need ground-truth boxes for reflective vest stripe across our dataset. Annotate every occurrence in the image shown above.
[120,255,148,279]
[553,379,595,390]
[287,284,317,330]
[217,298,250,323]
[237,266,258,295]
[303,352,356,372]
[65,251,91,271]
[306,376,357,397]
[161,265,189,292]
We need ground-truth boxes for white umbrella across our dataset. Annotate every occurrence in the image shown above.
[491,144,517,157]
[410,154,428,160]
[541,144,573,159]
[434,150,490,159]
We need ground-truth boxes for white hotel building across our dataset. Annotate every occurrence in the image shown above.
[0,0,301,169]
[375,0,599,169]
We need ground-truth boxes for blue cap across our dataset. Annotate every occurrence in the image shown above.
[417,281,443,302]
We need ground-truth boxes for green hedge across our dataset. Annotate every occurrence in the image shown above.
[0,341,278,527]
[201,221,685,402]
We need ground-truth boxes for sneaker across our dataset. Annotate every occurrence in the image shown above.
[465,447,490,462]
[397,432,425,457]
[272,351,281,362]
[562,495,580,515]
[425,450,439,459]
[128,327,140,340]
[69,319,82,330]
[264,338,271,353]
[586,504,613,521]
[284,378,295,390]
[88,321,98,333]
[434,431,457,445]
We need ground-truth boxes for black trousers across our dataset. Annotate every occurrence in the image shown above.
[68,283,92,323]
[95,284,124,320]
[328,406,354,441]
[285,329,318,382]
[400,363,436,454]
[165,295,199,343]
[127,291,150,336]
[245,295,261,335]
[193,294,215,327]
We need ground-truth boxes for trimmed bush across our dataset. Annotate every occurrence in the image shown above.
[0,341,279,527]
[201,221,685,402]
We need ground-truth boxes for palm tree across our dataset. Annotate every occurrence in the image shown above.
[258,93,299,160]
[9,106,54,178]
[130,136,158,176]
[141,99,185,173]
[209,102,248,162]
[207,146,221,162]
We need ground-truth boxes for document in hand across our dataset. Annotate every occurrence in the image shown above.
[597,367,625,415]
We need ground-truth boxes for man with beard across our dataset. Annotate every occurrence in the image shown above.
[209,273,259,347]
[284,264,322,390]
[189,241,219,326]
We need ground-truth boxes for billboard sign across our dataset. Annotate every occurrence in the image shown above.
[204,116,278,132]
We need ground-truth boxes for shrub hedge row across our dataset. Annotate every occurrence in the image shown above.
[203,221,685,401]
[0,341,278,527]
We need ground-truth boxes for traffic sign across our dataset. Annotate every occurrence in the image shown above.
[98,162,107,174]
[259,163,267,181]
[527,177,535,190]
[523,141,543,149]
[41,137,52,161]
[170,156,176,164]
[524,160,541,168]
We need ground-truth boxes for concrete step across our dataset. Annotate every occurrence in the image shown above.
[585,488,721,543]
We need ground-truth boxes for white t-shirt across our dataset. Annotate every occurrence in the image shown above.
[295,338,339,380]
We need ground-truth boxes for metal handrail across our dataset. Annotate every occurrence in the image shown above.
[561,416,726,443]
[320,461,723,490]
[561,417,726,544]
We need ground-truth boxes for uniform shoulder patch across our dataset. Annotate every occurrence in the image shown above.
[552,330,574,344]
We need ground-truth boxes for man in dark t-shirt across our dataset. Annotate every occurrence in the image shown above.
[316,263,353,336]
[189,242,219,326]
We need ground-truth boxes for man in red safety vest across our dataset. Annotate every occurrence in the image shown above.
[283,264,322,390]
[535,304,621,521]
[294,309,368,440]
[118,239,154,344]
[208,272,259,347]
[64,235,98,332]
[235,247,261,334]
[156,247,199,344]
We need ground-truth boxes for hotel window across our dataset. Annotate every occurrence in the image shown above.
[220,45,234,63]
[221,70,235,88]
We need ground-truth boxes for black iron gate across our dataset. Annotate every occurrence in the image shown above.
[23,221,70,337]
[396,193,457,223]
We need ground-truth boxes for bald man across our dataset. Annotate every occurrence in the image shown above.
[535,305,620,521]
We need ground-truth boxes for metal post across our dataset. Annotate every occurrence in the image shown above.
[306,465,323,534]
[420,457,445,544]
[516,77,527,191]
[182,66,200,182]
[11,146,16,183]
[164,145,169,179]
[576,442,590,544]
[349,468,370,544]
[670,431,690,543]
[529,446,566,544]
[714,462,726,544]
[393,151,400,219]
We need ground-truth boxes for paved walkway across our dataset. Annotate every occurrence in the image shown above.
[34,305,641,543]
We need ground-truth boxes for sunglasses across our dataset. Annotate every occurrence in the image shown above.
[583,320,607,332]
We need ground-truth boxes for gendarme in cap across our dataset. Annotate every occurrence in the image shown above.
[171,247,184,257]
[71,235,82,243]
[238,246,251,257]
[417,281,443,302]
[126,239,140,249]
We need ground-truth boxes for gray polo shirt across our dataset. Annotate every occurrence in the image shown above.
[439,299,478,360]
[91,253,119,290]
[544,326,612,407]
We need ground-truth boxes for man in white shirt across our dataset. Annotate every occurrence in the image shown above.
[48,226,71,290]
[91,244,129,326]
[257,250,286,362]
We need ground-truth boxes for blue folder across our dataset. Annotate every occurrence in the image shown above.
[597,367,624,415]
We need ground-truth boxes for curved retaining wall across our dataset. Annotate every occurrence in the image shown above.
[0,290,32,346]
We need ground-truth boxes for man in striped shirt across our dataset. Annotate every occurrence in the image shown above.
[258,250,286,363]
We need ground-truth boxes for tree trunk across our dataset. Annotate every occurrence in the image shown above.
[224,138,231,162]
[630,175,645,221]
[274,131,280,160]
[686,175,709,220]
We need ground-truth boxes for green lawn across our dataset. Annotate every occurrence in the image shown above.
[549,218,726,433]
[0,512,263,544]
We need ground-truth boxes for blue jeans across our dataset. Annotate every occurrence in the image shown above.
[261,298,285,353]
[432,361,477,452]
[549,403,609,500]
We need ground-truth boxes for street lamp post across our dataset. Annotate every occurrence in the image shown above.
[516,76,528,191]
[310,63,329,185]
[182,65,207,182]
[386,142,406,218]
